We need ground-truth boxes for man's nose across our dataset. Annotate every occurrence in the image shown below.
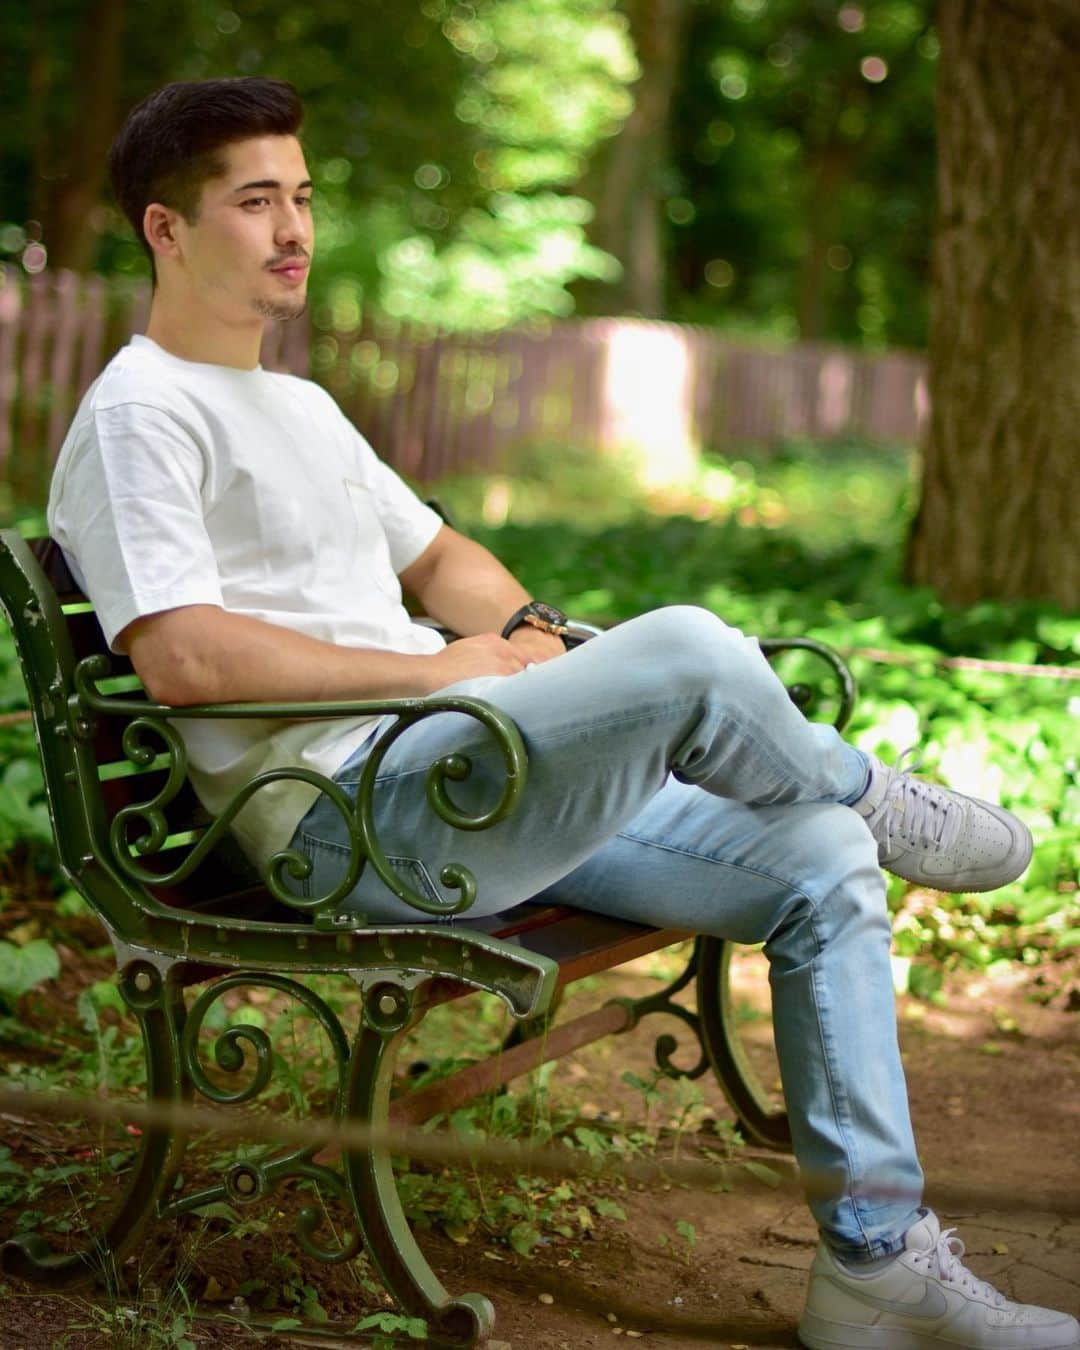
[275,202,311,247]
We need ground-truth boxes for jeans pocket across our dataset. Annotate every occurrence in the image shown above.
[381,855,444,906]
[294,832,446,917]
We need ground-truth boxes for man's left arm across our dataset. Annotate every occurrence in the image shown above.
[400,525,565,665]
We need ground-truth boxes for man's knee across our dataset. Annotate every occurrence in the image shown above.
[628,605,761,693]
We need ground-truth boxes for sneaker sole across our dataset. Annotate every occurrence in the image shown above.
[799,1308,1080,1349]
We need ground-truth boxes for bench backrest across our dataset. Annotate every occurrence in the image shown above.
[0,530,266,931]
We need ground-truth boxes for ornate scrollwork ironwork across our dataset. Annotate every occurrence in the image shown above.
[759,637,857,731]
[610,943,710,1081]
[180,972,350,1105]
[351,703,527,918]
[165,972,360,1263]
[72,652,528,922]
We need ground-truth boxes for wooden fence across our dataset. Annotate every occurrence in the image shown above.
[0,267,927,509]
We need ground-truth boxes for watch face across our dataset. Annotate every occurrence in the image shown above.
[532,601,567,625]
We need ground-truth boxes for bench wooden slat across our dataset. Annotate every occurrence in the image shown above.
[420,905,689,1009]
[27,536,83,603]
[65,609,132,669]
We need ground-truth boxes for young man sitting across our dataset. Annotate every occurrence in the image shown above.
[47,77,1078,1350]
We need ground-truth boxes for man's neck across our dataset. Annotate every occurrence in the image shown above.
[145,297,264,371]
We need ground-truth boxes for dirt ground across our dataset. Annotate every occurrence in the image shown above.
[1,945,1077,1349]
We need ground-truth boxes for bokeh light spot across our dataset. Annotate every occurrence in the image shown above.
[861,56,888,83]
[322,158,352,185]
[414,163,448,190]
[0,224,26,253]
[21,243,47,274]
[705,259,735,288]
[667,198,696,226]
[708,119,735,147]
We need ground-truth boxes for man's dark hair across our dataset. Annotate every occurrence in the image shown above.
[108,78,304,279]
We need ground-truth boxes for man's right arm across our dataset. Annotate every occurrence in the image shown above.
[120,605,526,707]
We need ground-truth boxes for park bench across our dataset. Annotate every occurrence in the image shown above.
[0,525,856,1345]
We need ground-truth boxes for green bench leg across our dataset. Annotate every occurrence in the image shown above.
[342,978,495,1348]
[1,960,189,1288]
[696,937,792,1150]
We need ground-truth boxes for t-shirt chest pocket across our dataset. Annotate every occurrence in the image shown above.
[344,478,400,597]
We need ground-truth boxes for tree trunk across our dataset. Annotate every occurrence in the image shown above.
[574,0,688,317]
[905,0,1079,609]
[796,143,854,341]
[40,0,127,271]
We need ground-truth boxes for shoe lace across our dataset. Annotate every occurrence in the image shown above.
[922,1227,1007,1308]
[864,748,964,856]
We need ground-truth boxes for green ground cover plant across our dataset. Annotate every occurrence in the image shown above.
[441,441,1079,983]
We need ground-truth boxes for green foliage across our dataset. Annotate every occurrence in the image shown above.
[0,757,53,856]
[671,0,937,345]
[0,613,60,890]
[55,1303,197,1350]
[395,1060,642,1254]
[445,443,1079,971]
[367,0,634,327]
[432,440,647,528]
[0,937,59,1007]
[658,1216,698,1264]
[1,0,636,330]
[353,1311,428,1344]
[0,0,938,342]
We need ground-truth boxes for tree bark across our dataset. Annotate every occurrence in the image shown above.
[905,0,1079,609]
[574,0,688,317]
[796,142,855,341]
[40,0,127,271]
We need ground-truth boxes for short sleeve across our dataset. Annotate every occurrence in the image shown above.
[353,432,444,574]
[49,403,224,651]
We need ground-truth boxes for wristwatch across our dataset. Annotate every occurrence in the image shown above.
[501,601,570,642]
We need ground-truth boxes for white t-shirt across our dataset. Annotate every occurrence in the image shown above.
[47,335,445,871]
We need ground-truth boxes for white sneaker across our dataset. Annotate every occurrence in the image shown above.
[799,1211,1080,1348]
[851,751,1033,893]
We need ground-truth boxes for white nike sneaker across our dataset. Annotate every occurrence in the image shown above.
[799,1211,1080,1348]
[851,751,1033,893]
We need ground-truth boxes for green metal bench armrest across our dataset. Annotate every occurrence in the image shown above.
[758,636,857,731]
[72,653,527,923]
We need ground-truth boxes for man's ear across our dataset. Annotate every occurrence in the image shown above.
[143,203,184,265]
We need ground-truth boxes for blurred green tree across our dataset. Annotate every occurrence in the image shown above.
[572,0,691,319]
[669,0,937,347]
[574,0,937,346]
[0,0,636,329]
[905,0,1079,608]
[1,0,196,271]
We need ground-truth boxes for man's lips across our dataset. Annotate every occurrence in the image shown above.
[269,261,308,282]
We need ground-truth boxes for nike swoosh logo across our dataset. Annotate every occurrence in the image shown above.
[827,1276,949,1320]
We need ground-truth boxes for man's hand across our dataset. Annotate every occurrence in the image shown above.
[424,633,527,690]
[507,624,566,665]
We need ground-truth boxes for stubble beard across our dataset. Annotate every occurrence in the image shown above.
[252,294,308,322]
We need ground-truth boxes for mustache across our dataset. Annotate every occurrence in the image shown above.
[266,250,309,268]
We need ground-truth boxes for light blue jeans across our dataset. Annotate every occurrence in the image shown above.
[288,606,924,1260]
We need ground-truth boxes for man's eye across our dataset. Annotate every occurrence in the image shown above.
[242,197,269,208]
[296,197,312,208]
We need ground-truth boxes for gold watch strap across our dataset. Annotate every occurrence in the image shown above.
[522,612,571,637]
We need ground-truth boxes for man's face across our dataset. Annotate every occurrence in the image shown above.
[169,134,314,322]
